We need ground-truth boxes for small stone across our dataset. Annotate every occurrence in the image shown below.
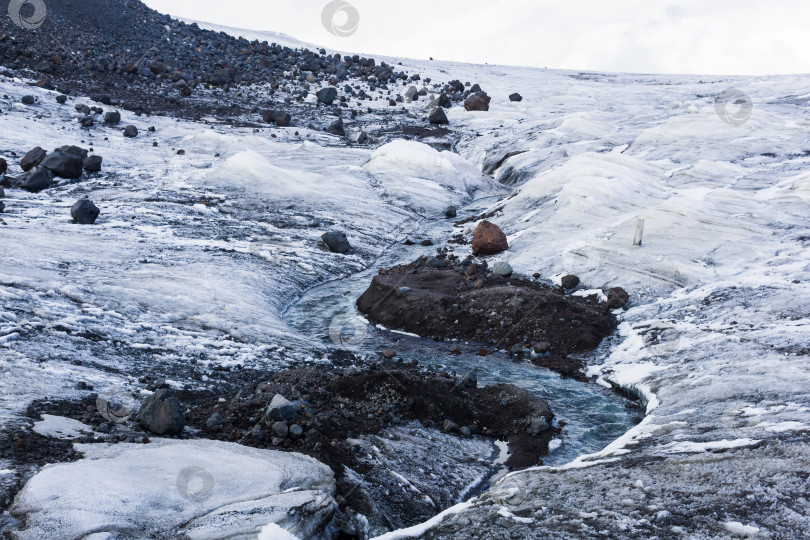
[206,412,223,430]
[327,118,345,136]
[429,107,449,125]
[272,421,289,438]
[104,111,121,125]
[397,287,411,294]
[266,394,299,422]
[491,261,513,277]
[321,231,350,254]
[461,371,477,388]
[443,420,459,433]
[460,426,472,436]
[123,125,138,138]
[21,95,35,105]
[289,424,304,439]
[532,342,552,354]
[529,417,550,435]
[607,287,630,309]
[445,206,457,218]
[83,155,102,172]
[381,349,396,359]
[56,95,67,104]
[509,93,523,102]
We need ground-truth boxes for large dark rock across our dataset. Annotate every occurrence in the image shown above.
[71,199,100,224]
[464,91,491,112]
[138,388,185,436]
[104,111,121,124]
[21,95,35,105]
[316,87,339,105]
[56,145,88,158]
[21,147,47,172]
[429,107,449,125]
[123,125,138,138]
[322,231,350,254]
[0,157,6,175]
[40,152,83,179]
[472,221,508,256]
[561,275,580,290]
[509,92,523,102]
[327,118,345,136]
[438,93,452,108]
[20,167,54,193]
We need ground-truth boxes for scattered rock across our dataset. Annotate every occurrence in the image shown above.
[40,151,83,179]
[21,147,47,172]
[381,349,397,359]
[529,416,549,435]
[443,420,459,433]
[289,424,304,439]
[274,112,291,127]
[491,261,513,277]
[607,287,630,309]
[71,199,100,224]
[509,93,523,102]
[82,155,102,172]
[56,95,68,104]
[429,107,449,125]
[327,118,345,136]
[0,201,4,213]
[461,371,477,388]
[20,167,54,193]
[123,125,138,138]
[21,95,36,105]
[271,421,289,438]
[445,206,457,218]
[138,388,186,436]
[205,412,223,430]
[104,111,121,125]
[0,157,6,175]
[561,275,580,290]
[464,91,491,111]
[472,220,509,256]
[316,87,338,105]
[266,394,299,422]
[322,231,350,254]
[533,342,552,354]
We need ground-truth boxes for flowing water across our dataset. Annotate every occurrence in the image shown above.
[283,202,642,468]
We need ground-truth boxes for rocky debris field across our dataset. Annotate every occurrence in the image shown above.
[357,254,620,379]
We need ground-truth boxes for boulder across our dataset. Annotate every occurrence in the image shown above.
[261,109,276,123]
[438,93,452,108]
[83,155,103,172]
[607,287,630,309]
[509,93,523,102]
[316,87,338,105]
[71,199,100,225]
[464,91,491,111]
[322,231,350,254]
[104,111,121,125]
[472,220,508,256]
[56,95,67,104]
[21,95,35,105]
[274,112,291,127]
[445,205,457,218]
[123,125,138,138]
[40,152,83,179]
[20,167,54,193]
[21,147,47,172]
[327,118,345,136]
[561,275,580,290]
[266,394,299,422]
[138,388,186,436]
[429,107,449,125]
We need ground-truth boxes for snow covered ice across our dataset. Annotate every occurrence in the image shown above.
[2,22,810,540]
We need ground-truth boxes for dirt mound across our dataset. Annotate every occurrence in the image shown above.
[357,256,617,378]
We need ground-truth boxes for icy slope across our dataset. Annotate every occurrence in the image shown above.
[366,62,810,539]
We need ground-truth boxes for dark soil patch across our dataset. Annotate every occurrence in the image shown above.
[357,256,617,379]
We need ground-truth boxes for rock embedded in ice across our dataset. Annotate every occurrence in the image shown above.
[71,199,100,225]
[327,118,345,136]
[55,94,67,104]
[138,388,186,435]
[472,220,509,256]
[429,107,449,125]
[21,95,35,105]
[561,274,581,290]
[9,439,336,539]
[607,287,630,309]
[464,91,491,111]
[20,146,46,172]
[509,92,523,102]
[445,205,458,218]
[321,231,351,254]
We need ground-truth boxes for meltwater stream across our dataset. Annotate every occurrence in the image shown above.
[283,207,642,468]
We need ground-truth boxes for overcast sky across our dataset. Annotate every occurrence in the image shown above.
[142,0,810,76]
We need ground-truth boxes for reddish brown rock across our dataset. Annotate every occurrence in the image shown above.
[464,91,491,111]
[472,220,508,256]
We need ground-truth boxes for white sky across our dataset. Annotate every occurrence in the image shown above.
[142,0,810,76]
